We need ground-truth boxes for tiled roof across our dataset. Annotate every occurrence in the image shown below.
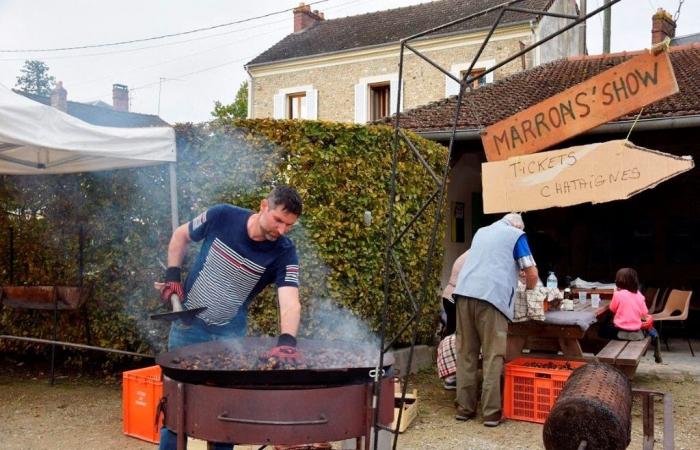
[392,44,700,132]
[248,0,553,66]
[17,91,170,128]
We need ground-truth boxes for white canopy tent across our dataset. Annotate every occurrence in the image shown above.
[0,84,179,229]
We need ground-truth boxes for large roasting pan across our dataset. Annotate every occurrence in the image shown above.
[156,336,394,387]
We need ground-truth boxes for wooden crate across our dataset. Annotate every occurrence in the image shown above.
[390,381,419,433]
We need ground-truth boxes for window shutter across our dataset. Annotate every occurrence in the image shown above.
[354,83,367,123]
[389,75,402,115]
[445,74,460,97]
[305,89,318,120]
[273,93,285,119]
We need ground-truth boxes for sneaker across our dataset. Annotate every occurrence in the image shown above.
[443,376,456,390]
[455,407,475,422]
[483,415,502,427]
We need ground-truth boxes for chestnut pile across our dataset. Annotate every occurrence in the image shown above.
[522,360,577,371]
[171,346,378,371]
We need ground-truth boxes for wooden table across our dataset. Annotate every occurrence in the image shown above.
[506,300,610,361]
[570,287,615,301]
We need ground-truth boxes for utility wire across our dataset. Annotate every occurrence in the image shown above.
[0,0,328,53]
[0,16,290,62]
[80,0,369,91]
[69,24,287,88]
[130,54,258,92]
[0,0,368,62]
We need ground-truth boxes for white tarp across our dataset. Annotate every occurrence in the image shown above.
[0,83,176,175]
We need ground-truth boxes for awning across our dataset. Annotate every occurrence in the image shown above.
[0,83,179,230]
[0,83,175,175]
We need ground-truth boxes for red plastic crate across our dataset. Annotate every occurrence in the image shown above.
[503,357,586,424]
[122,365,163,443]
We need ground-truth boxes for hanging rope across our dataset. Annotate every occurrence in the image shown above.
[624,107,645,143]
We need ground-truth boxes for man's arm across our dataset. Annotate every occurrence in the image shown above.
[154,223,191,296]
[168,223,192,268]
[523,265,539,290]
[278,286,301,337]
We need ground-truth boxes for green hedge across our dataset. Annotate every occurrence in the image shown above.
[0,119,446,365]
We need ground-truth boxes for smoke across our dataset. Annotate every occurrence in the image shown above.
[288,220,381,348]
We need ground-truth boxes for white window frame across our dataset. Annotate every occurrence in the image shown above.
[273,85,318,120]
[444,60,495,97]
[354,73,403,124]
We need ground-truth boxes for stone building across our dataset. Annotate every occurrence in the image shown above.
[246,0,582,122]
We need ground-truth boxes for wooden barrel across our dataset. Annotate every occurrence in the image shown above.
[543,363,632,450]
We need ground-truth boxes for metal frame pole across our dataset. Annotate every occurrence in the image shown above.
[169,162,179,232]
[9,226,14,284]
[374,1,620,448]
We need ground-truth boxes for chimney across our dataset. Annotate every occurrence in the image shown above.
[293,2,324,32]
[651,8,676,45]
[112,83,129,112]
[50,81,67,112]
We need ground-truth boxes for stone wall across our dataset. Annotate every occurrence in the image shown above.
[250,33,534,122]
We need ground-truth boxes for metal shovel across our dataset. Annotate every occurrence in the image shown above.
[150,293,207,321]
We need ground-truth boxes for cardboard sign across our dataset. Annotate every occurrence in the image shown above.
[482,140,694,213]
[481,51,678,161]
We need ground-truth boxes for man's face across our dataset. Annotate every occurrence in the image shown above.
[259,199,298,241]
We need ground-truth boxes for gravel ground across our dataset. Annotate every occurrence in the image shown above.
[0,358,698,450]
[397,370,699,450]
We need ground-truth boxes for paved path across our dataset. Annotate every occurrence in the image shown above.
[636,337,700,381]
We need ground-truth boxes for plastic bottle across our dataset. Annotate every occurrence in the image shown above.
[546,271,558,289]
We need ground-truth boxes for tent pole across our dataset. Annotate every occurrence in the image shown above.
[169,162,179,232]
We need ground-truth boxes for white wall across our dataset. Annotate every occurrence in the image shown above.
[440,151,483,291]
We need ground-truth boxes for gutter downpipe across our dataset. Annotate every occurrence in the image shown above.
[417,115,700,142]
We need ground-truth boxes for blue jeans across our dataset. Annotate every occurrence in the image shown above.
[166,315,246,351]
[159,317,246,450]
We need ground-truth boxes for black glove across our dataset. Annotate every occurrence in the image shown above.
[160,267,184,304]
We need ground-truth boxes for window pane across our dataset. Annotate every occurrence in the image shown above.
[460,69,487,89]
[369,83,390,121]
[287,93,306,119]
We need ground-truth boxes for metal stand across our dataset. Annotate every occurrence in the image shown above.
[2,224,89,385]
[633,389,674,450]
[373,1,622,449]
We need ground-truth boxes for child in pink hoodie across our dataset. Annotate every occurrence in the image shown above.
[602,268,662,363]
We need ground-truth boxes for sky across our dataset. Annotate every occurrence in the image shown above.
[0,0,697,124]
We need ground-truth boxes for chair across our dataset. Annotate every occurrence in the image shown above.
[651,288,670,314]
[643,287,659,312]
[652,289,694,356]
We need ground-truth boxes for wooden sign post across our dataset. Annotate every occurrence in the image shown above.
[482,140,694,213]
[480,50,678,162]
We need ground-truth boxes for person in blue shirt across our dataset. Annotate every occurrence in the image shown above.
[452,213,538,427]
[154,185,303,450]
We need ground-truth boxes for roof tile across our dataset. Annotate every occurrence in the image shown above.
[248,0,553,66]
[393,45,700,132]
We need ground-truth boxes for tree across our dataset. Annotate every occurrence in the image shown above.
[212,80,248,120]
[15,60,56,96]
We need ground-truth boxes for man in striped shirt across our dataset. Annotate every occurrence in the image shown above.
[155,185,303,450]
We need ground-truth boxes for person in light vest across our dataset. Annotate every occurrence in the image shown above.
[452,213,539,427]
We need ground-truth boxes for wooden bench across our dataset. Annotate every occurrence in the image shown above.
[596,337,650,379]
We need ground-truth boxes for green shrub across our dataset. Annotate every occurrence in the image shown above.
[0,119,446,364]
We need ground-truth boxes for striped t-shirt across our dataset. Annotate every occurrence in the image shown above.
[183,204,299,326]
